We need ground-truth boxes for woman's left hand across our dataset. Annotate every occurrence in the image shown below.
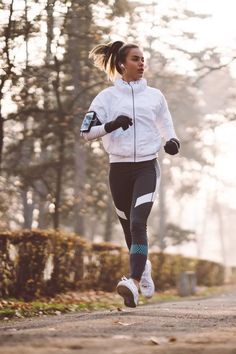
[164,138,180,155]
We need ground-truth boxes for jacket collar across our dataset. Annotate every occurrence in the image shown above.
[114,78,147,93]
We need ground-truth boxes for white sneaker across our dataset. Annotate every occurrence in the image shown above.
[140,259,155,298]
[116,277,139,308]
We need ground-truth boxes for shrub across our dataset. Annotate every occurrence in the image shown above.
[0,230,225,299]
[0,230,87,300]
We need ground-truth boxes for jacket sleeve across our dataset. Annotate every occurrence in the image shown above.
[156,93,178,142]
[80,93,108,141]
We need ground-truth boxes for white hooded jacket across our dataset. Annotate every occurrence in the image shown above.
[81,78,178,163]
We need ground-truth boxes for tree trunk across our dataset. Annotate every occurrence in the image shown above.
[52,57,66,229]
[0,0,14,172]
[73,140,86,235]
[104,198,113,242]
[216,202,226,267]
[21,0,34,229]
[53,127,65,229]
[0,103,3,173]
[22,189,35,229]
[67,1,93,235]
[34,148,49,228]
[38,199,47,229]
[42,0,56,228]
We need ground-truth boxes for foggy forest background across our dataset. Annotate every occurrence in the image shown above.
[0,0,236,267]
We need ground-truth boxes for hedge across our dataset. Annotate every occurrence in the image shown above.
[0,230,87,300]
[0,230,225,300]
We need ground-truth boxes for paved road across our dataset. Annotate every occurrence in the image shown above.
[0,289,236,354]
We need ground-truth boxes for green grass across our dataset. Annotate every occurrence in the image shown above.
[0,308,16,319]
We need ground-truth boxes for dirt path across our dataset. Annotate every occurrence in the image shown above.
[0,288,236,354]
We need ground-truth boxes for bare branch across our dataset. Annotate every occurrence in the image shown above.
[3,108,57,121]
[68,80,106,113]
[194,57,236,84]
[0,0,15,95]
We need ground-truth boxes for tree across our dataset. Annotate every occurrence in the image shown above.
[1,0,131,236]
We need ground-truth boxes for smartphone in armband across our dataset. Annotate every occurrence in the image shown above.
[80,111,97,133]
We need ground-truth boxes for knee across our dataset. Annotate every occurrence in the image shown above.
[130,218,147,238]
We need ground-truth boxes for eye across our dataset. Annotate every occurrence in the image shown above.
[131,57,142,62]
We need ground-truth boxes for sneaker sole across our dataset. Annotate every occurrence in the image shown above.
[141,292,154,299]
[117,284,137,308]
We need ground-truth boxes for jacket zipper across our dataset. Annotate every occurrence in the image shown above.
[128,83,136,162]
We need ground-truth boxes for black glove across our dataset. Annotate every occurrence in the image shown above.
[104,115,133,133]
[164,138,180,155]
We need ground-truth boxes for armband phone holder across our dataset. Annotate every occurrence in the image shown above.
[80,111,97,133]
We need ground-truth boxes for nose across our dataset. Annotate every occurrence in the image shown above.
[139,60,144,68]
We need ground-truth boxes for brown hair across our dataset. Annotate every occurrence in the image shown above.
[89,41,139,81]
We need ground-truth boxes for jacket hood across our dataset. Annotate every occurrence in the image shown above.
[114,78,147,94]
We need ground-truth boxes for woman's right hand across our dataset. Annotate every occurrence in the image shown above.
[105,115,133,133]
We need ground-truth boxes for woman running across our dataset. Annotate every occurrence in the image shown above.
[80,41,180,308]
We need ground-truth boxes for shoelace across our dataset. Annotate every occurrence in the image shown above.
[120,276,139,294]
[141,284,151,288]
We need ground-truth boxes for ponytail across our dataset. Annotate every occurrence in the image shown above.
[89,41,138,81]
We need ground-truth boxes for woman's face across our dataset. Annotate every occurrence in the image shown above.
[122,47,144,81]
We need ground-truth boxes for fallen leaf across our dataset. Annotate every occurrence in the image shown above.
[112,335,132,339]
[169,336,177,342]
[117,307,125,312]
[149,337,160,345]
[114,321,135,326]
[68,345,83,350]
[148,337,169,345]
[15,310,23,318]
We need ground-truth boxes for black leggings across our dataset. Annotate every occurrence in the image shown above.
[109,158,160,281]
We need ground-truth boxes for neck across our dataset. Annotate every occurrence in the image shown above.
[122,75,140,83]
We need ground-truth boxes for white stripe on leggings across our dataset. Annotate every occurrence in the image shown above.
[115,207,127,220]
[134,192,153,208]
[134,161,161,208]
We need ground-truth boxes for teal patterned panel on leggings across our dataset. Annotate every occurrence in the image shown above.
[130,244,148,255]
